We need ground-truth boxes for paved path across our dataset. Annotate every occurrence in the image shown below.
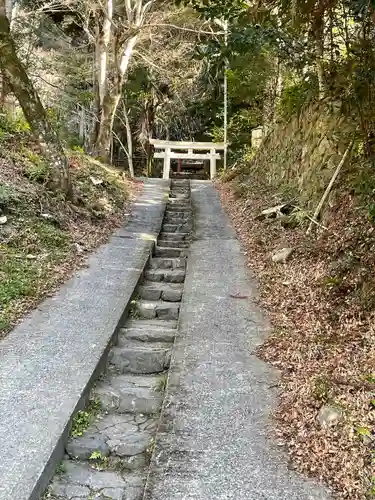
[0,179,169,500]
[143,181,331,500]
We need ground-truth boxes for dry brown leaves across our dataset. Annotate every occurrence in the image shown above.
[217,181,375,500]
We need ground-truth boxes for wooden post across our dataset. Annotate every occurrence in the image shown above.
[163,147,171,179]
[210,148,217,179]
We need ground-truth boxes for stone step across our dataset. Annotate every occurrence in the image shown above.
[167,200,190,206]
[95,373,165,414]
[149,257,186,270]
[171,180,189,185]
[138,282,183,302]
[164,213,191,221]
[158,232,190,241]
[109,342,171,374]
[133,300,180,320]
[167,198,190,205]
[119,326,176,343]
[165,208,191,215]
[166,209,190,215]
[145,269,185,284]
[169,197,189,203]
[169,194,190,199]
[157,240,189,249]
[66,413,157,464]
[125,318,178,330]
[163,218,192,227]
[164,215,191,222]
[48,460,145,499]
[154,246,186,258]
[162,223,192,233]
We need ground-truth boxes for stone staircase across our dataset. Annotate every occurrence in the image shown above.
[44,180,192,500]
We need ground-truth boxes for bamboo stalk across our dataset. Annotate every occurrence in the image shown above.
[306,140,354,235]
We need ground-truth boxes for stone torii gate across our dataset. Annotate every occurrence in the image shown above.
[150,139,226,180]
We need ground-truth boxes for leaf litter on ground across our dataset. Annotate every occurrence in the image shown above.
[217,179,375,500]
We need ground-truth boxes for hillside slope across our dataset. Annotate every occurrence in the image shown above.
[0,125,138,338]
[218,105,375,499]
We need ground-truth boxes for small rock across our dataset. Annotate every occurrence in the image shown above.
[75,243,84,254]
[0,215,7,225]
[318,405,343,428]
[135,302,157,319]
[271,247,294,263]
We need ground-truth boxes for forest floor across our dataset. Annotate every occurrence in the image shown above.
[0,132,139,339]
[217,179,375,500]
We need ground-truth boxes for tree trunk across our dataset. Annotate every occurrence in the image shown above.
[93,35,138,160]
[146,104,155,177]
[316,34,325,99]
[78,105,85,143]
[5,0,12,20]
[0,5,71,195]
[94,91,122,161]
[97,0,112,107]
[123,102,134,177]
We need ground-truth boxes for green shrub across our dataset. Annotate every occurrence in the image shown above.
[0,111,30,134]
[277,78,318,119]
[0,184,18,208]
[22,150,49,183]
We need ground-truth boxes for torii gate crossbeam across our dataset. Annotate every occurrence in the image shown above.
[150,139,226,180]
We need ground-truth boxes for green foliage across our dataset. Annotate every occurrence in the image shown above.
[277,78,318,119]
[0,112,31,146]
[349,158,375,222]
[71,145,85,153]
[71,399,101,438]
[0,253,38,303]
[0,184,18,208]
[22,150,49,183]
[0,218,71,334]
[178,0,249,21]
[355,426,371,437]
